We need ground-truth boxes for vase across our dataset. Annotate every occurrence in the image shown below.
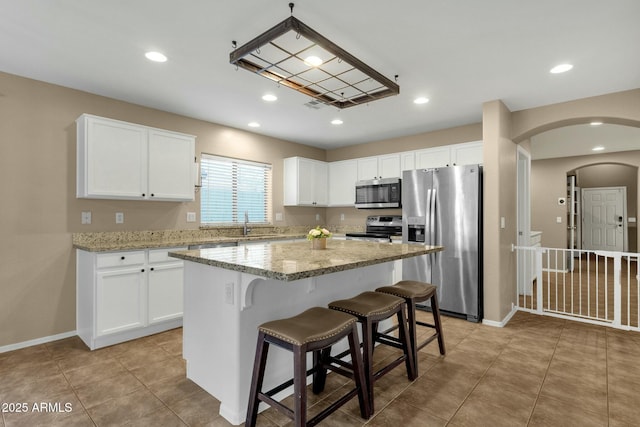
[311,238,327,250]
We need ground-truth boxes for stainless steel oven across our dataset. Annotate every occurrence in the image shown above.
[345,215,402,242]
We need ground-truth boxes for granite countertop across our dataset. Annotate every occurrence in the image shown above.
[169,240,443,282]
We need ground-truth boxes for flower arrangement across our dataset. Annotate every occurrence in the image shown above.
[307,226,332,240]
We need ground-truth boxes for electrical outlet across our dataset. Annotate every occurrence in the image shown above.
[275,212,283,221]
[224,283,234,304]
[556,216,562,224]
[186,212,196,222]
[315,213,320,221]
[340,213,345,221]
[115,212,124,224]
[81,211,91,225]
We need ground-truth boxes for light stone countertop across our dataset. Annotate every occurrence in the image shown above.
[170,239,443,282]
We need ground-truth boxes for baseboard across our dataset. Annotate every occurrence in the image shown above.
[0,330,77,354]
[482,305,518,328]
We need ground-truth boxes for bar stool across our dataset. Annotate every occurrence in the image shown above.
[327,291,415,415]
[376,280,445,378]
[245,307,370,427]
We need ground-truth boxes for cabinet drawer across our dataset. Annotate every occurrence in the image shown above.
[149,247,187,263]
[96,251,145,269]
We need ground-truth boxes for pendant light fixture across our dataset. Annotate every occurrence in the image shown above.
[230,3,399,109]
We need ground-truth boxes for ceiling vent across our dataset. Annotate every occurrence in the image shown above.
[230,3,399,109]
[304,100,323,110]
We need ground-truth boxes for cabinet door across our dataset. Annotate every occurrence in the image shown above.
[357,157,379,180]
[415,146,451,169]
[451,141,483,166]
[313,161,328,206]
[83,116,147,199]
[378,154,401,178]
[328,160,357,206]
[148,130,195,201]
[296,158,317,205]
[148,262,184,324]
[401,152,415,173]
[96,267,145,336]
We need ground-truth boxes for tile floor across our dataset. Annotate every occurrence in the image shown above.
[1,310,640,426]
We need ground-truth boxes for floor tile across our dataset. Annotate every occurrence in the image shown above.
[86,388,166,426]
[528,395,607,427]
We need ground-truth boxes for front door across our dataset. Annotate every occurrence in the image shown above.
[582,187,626,252]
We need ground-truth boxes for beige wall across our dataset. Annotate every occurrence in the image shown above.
[531,152,640,251]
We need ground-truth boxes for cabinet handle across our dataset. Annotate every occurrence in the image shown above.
[121,256,125,260]
[150,267,155,271]
[151,193,155,197]
[142,193,146,197]
[141,268,145,272]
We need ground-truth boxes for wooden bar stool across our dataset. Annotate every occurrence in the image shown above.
[327,291,415,415]
[245,307,370,427]
[376,280,445,378]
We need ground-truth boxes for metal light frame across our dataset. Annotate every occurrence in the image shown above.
[230,15,399,109]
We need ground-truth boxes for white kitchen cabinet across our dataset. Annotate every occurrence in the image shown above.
[451,141,483,166]
[400,151,415,172]
[328,160,357,206]
[283,157,328,206]
[77,114,195,201]
[148,248,185,324]
[414,141,483,169]
[414,146,451,169]
[77,247,185,350]
[356,154,401,180]
[96,265,146,336]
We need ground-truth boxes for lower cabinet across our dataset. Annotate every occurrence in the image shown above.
[77,247,186,350]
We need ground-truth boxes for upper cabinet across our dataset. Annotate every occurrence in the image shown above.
[357,154,401,180]
[414,141,483,169]
[283,157,328,206]
[328,160,357,206]
[76,114,195,201]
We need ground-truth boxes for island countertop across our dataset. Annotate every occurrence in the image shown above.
[170,239,443,282]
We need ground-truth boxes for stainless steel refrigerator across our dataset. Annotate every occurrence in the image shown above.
[402,165,483,322]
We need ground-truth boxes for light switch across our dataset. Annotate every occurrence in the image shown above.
[556,216,562,224]
[115,212,124,224]
[275,212,283,221]
[186,212,196,222]
[500,217,505,229]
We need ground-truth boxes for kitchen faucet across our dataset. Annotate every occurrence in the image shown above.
[243,211,252,236]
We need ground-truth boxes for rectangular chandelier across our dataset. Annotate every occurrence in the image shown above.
[229,16,399,109]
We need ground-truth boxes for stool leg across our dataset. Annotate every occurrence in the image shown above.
[361,318,375,415]
[396,308,416,381]
[246,332,269,427]
[405,299,419,377]
[347,326,371,419]
[431,294,446,355]
[293,345,308,427]
[312,347,331,394]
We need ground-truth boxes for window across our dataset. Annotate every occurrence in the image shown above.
[200,154,272,224]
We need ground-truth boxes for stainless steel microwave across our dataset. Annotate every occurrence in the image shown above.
[355,178,401,209]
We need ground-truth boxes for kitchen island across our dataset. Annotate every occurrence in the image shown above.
[169,239,442,425]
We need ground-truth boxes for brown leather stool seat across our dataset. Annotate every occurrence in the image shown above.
[376,280,445,377]
[327,291,415,416]
[246,307,370,427]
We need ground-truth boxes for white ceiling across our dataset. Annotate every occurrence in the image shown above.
[1,0,639,149]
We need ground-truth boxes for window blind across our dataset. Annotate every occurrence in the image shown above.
[200,154,272,224]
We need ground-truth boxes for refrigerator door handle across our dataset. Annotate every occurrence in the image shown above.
[425,189,431,245]
[429,188,437,246]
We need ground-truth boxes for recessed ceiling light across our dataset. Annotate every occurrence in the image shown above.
[303,56,323,67]
[248,122,260,128]
[262,94,277,102]
[592,146,605,151]
[550,63,573,74]
[413,97,429,105]
[145,51,167,63]
[590,121,603,126]
[331,119,343,125]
